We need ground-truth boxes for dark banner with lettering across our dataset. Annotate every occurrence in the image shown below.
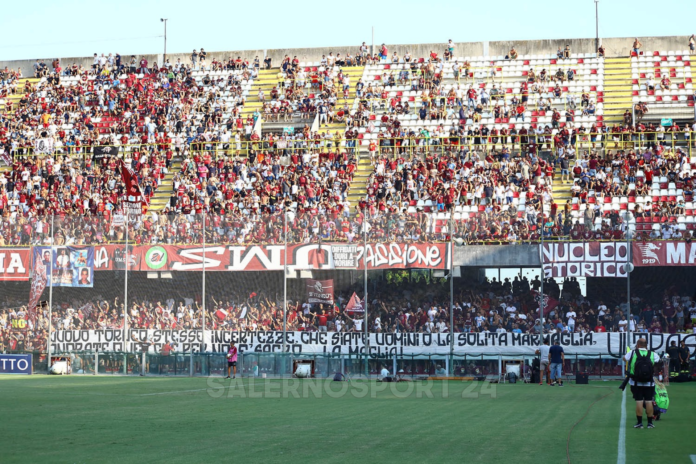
[93,145,119,160]
[306,279,334,305]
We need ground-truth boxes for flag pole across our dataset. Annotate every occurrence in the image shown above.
[47,214,54,372]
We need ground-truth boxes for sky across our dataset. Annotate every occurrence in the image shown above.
[1,0,694,61]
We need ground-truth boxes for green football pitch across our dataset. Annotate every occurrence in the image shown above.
[0,376,694,464]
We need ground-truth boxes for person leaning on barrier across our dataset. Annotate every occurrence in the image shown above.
[378,365,393,382]
[624,339,660,429]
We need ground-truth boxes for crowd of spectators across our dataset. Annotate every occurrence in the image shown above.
[2,273,696,353]
[0,44,694,247]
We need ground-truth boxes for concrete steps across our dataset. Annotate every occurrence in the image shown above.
[0,77,40,113]
[346,153,371,204]
[600,57,633,123]
[148,159,182,212]
[551,168,573,201]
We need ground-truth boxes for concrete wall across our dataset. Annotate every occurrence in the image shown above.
[2,35,691,81]
[454,245,540,267]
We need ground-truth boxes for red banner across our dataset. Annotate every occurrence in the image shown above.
[306,279,334,305]
[93,245,141,271]
[345,292,364,314]
[0,243,448,279]
[0,249,31,281]
[138,242,449,272]
[541,242,629,278]
[632,241,696,267]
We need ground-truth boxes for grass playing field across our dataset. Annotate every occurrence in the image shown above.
[0,375,693,463]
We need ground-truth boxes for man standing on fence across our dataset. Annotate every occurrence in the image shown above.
[227,342,238,379]
[549,340,564,387]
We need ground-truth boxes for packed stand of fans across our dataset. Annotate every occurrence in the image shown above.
[1,43,695,248]
[3,273,696,353]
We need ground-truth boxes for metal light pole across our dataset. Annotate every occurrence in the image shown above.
[123,212,129,374]
[626,228,633,349]
[47,214,54,371]
[160,18,168,62]
[449,216,454,375]
[594,1,599,54]
[540,197,545,334]
[363,218,369,377]
[283,212,288,357]
[201,214,206,353]
[371,26,374,56]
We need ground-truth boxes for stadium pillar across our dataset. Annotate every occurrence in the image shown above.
[123,212,129,375]
[47,214,54,372]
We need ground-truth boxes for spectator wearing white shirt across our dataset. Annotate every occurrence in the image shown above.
[618,316,628,332]
[379,366,393,382]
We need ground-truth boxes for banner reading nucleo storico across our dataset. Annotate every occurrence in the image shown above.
[541,242,629,278]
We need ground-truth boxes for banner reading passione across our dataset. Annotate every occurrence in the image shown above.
[91,242,450,272]
[49,330,696,358]
[541,242,629,278]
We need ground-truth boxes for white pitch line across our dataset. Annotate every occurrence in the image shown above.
[617,388,626,464]
[140,388,211,396]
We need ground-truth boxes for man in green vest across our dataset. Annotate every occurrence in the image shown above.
[623,338,661,429]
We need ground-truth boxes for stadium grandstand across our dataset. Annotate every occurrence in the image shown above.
[2,6,696,458]
[0,34,695,372]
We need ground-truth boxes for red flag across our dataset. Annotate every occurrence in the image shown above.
[119,159,149,206]
[28,253,48,322]
[533,290,559,313]
[345,292,364,314]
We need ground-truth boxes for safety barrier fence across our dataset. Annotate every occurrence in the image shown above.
[6,131,695,161]
[5,349,645,380]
